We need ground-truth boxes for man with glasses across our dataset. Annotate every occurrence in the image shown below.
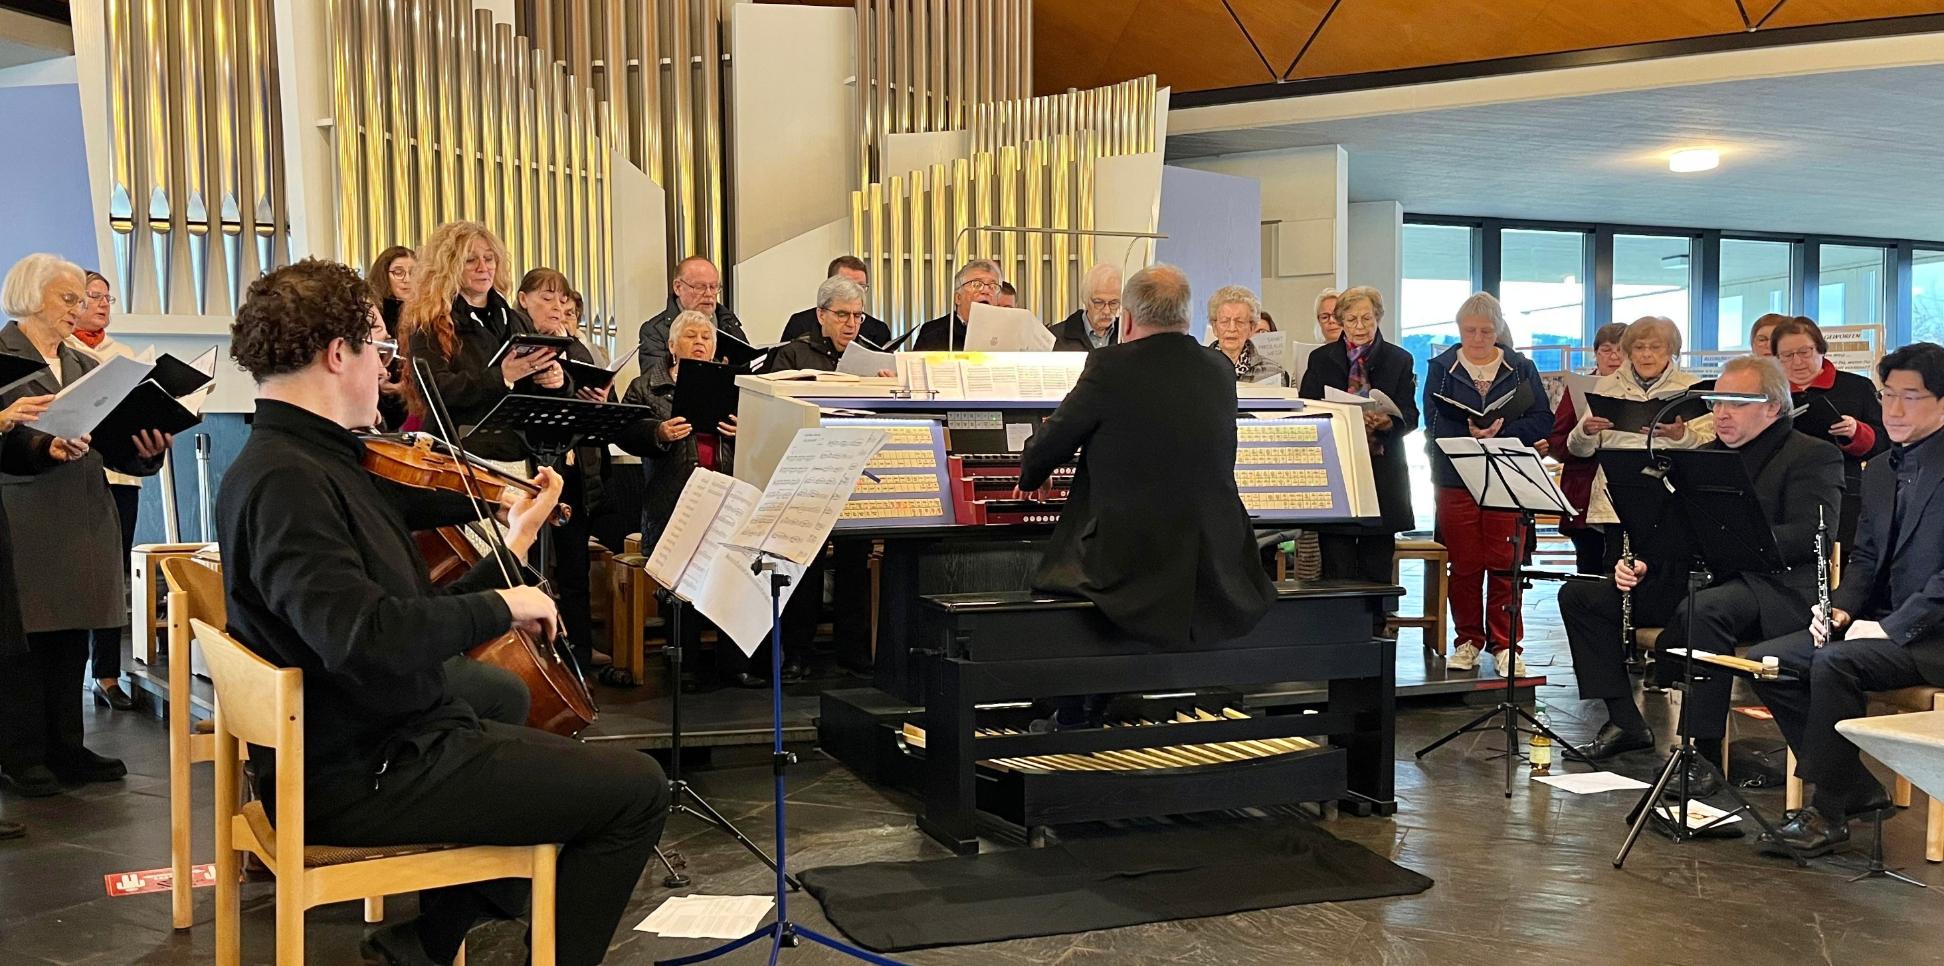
[1750,343,1944,856]
[780,255,889,348]
[1563,357,1843,800]
[907,259,1002,351]
[636,255,747,386]
[769,276,882,373]
[1052,263,1123,352]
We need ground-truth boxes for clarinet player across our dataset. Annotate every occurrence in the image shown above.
[1749,343,1944,857]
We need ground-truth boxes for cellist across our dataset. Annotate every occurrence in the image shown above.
[215,259,669,966]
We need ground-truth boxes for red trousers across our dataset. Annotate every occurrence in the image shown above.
[1436,486,1523,653]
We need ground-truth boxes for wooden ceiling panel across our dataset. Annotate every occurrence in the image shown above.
[1758,0,1944,28]
[1291,0,1745,80]
[1220,0,1338,73]
[1034,0,1146,94]
[1037,0,1289,95]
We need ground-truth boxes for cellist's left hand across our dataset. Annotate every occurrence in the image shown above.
[504,466,565,557]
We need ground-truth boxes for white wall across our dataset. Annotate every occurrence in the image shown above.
[1177,145,1346,335]
[728,2,855,260]
[1347,200,1403,334]
[733,216,852,345]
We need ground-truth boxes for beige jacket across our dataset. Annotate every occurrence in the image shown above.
[1565,362,1716,525]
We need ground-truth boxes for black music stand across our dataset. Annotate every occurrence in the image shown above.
[655,552,903,966]
[468,393,655,468]
[649,595,801,893]
[1415,439,1589,796]
[1611,448,1806,867]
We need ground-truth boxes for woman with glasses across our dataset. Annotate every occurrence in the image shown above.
[1547,322,1629,574]
[1749,312,1788,357]
[0,254,170,797]
[1206,285,1286,386]
[366,246,415,429]
[399,221,569,464]
[1298,287,1418,607]
[1771,316,1887,554]
[64,272,143,710]
[1313,289,1342,343]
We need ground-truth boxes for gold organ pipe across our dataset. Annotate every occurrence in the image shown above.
[412,0,437,242]
[385,0,411,247]
[892,0,907,136]
[178,0,211,314]
[139,0,173,312]
[252,0,286,269]
[553,65,572,271]
[569,81,588,288]
[357,0,386,262]
[480,11,505,234]
[105,0,137,297]
[854,0,870,187]
[1078,130,1096,273]
[1023,138,1044,320]
[667,0,695,258]
[912,0,927,132]
[887,174,904,334]
[212,0,244,309]
[951,157,970,266]
[456,1,480,220]
[596,99,614,346]
[866,181,884,322]
[532,47,554,270]
[327,0,360,266]
[907,168,926,322]
[700,0,724,266]
[873,0,889,187]
[428,0,453,220]
[997,145,1018,283]
[973,150,994,247]
[514,35,536,273]
[930,160,948,325]
[1052,133,1071,319]
[850,188,867,310]
[929,0,946,135]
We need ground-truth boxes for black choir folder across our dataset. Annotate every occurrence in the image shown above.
[1584,393,1709,434]
[34,348,216,462]
[671,359,739,430]
[1789,394,1845,440]
[1433,381,1533,428]
[561,353,629,392]
[0,352,49,396]
[485,332,575,368]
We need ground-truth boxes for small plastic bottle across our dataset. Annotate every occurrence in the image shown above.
[1529,701,1554,775]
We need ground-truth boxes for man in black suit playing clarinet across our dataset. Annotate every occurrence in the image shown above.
[1019,264,1276,721]
[1751,342,1944,856]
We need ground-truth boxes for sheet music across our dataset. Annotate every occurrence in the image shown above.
[1323,385,1403,418]
[1437,437,1572,514]
[962,361,1022,398]
[645,469,762,603]
[729,428,889,566]
[33,354,154,440]
[1560,371,1599,421]
[923,358,965,398]
[966,303,1055,352]
[1249,331,1287,368]
[836,340,898,378]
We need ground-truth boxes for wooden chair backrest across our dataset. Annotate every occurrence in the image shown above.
[161,556,226,629]
[189,618,299,754]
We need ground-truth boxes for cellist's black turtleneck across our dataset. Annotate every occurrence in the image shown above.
[216,399,514,774]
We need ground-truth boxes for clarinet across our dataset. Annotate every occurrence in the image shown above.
[1816,505,1832,640]
[1620,530,1637,664]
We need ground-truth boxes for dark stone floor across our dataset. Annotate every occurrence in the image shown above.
[6,576,1944,965]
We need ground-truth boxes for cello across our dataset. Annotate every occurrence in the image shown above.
[361,379,597,737]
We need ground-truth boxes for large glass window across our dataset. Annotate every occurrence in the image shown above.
[1819,244,1888,327]
[1498,229,1587,351]
[1718,239,1794,349]
[1613,234,1695,342]
[1912,249,1944,345]
[1399,223,1476,352]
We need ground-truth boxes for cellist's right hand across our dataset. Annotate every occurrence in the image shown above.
[497,586,560,643]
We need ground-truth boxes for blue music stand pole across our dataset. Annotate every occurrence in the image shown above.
[654,551,907,966]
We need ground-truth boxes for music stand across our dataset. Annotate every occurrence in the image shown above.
[468,393,655,468]
[1610,448,1806,867]
[1415,438,1589,796]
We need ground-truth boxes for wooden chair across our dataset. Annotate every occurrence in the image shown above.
[193,619,559,966]
[1785,686,1944,861]
[1389,539,1449,654]
[159,556,229,930]
[132,542,215,666]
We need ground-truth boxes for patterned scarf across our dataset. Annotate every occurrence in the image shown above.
[1346,340,1384,455]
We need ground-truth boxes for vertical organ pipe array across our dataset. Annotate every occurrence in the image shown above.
[851,75,1158,335]
[106,0,289,315]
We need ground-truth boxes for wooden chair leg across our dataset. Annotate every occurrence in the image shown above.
[214,835,240,966]
[530,844,558,966]
[1928,792,1943,863]
[1894,773,1914,809]
[169,726,194,930]
[275,877,304,966]
[1785,747,1804,812]
[364,895,385,923]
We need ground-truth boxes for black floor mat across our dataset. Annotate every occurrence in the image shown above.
[798,819,1433,953]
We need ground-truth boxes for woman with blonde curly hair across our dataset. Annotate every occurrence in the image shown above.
[399,221,567,461]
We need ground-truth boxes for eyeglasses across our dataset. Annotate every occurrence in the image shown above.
[1088,298,1121,311]
[387,266,412,279]
[1339,313,1377,326]
[362,336,398,365]
[1778,348,1819,362]
[1879,390,1938,406]
[55,292,83,308]
[957,279,999,293]
[822,309,863,323]
[678,279,722,294]
[86,292,117,305]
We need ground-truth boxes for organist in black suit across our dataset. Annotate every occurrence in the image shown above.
[1750,343,1944,856]
[1020,263,1276,658]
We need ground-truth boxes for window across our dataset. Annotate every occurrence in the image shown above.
[1400,223,1476,347]
[1718,239,1793,349]
[1819,244,1888,326]
[1498,229,1587,350]
[1612,234,1695,343]
[1913,249,1944,345]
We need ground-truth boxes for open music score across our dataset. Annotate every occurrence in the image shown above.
[1232,417,1348,520]
[893,352,1086,400]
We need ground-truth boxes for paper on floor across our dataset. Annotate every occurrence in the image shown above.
[1654,799,1743,830]
[635,894,775,940]
[1532,771,1651,794]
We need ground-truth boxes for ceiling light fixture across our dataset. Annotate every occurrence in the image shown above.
[1668,149,1720,173]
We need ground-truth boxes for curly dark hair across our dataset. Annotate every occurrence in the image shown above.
[231,259,376,382]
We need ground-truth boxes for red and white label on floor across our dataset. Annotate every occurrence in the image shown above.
[105,864,216,897]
